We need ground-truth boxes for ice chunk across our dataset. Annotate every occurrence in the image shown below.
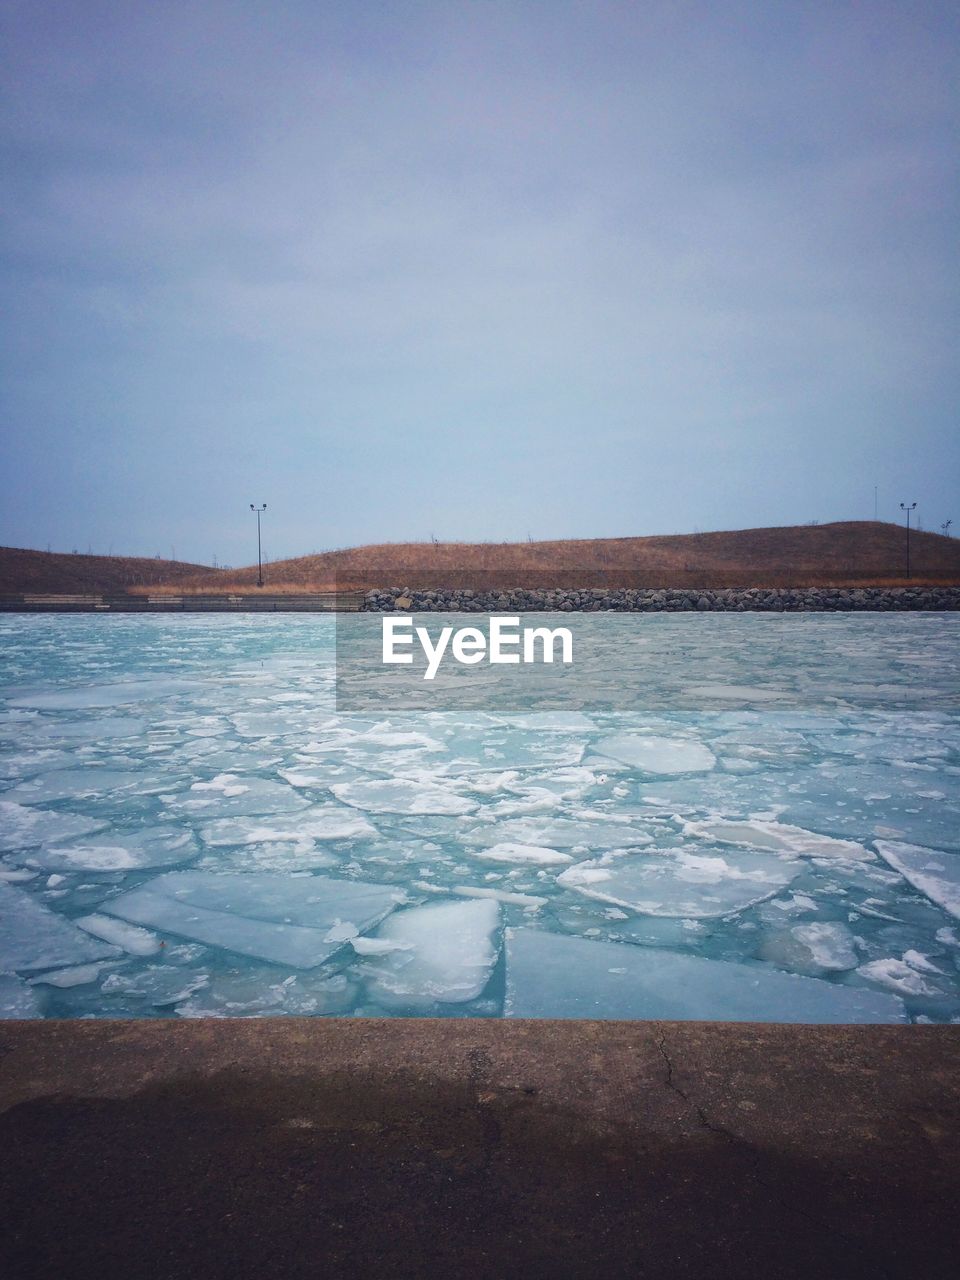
[557,848,799,918]
[0,801,108,851]
[875,841,960,920]
[331,778,477,815]
[856,958,948,998]
[29,827,198,872]
[0,972,41,1018]
[474,843,573,866]
[102,872,402,968]
[30,962,106,988]
[359,899,500,1007]
[0,882,121,972]
[504,929,905,1022]
[595,735,716,775]
[758,922,859,975]
[162,776,308,817]
[199,806,377,846]
[75,914,161,956]
[465,816,652,850]
[684,818,873,861]
[101,966,210,1007]
[3,769,160,805]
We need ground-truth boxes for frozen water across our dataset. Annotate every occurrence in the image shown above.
[504,929,905,1022]
[102,871,403,967]
[1,611,957,1021]
[331,778,477,815]
[75,914,162,955]
[557,848,800,917]
[0,801,108,851]
[758,922,859,975]
[28,827,198,872]
[875,841,960,920]
[683,818,873,861]
[0,972,41,1017]
[595,735,716,774]
[0,882,121,972]
[357,898,500,1007]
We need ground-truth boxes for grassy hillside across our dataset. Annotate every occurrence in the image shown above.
[3,523,956,595]
[0,547,212,595]
[150,522,960,592]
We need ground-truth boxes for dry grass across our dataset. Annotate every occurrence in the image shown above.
[141,522,960,593]
[4,523,957,595]
[0,547,210,595]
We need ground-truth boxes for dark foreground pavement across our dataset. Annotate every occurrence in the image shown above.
[1,1020,958,1280]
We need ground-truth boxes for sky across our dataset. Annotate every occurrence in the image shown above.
[1,1,957,566]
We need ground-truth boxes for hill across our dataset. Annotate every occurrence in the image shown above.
[153,521,960,592]
[2,523,957,595]
[0,547,211,595]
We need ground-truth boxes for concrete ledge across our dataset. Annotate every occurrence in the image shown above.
[1,1020,958,1279]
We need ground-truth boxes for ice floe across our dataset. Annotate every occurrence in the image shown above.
[331,778,477,815]
[473,842,573,866]
[758,922,859,975]
[75,914,162,955]
[683,818,873,861]
[102,872,403,967]
[357,898,500,1007]
[595,735,716,775]
[557,848,800,918]
[874,841,960,920]
[0,882,121,972]
[504,929,905,1022]
[0,801,108,851]
[28,827,198,872]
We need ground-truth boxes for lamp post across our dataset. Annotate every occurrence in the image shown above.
[899,502,916,579]
[942,520,953,538]
[250,503,266,587]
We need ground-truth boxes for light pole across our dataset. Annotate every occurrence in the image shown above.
[942,520,953,537]
[899,502,916,578]
[250,503,266,587]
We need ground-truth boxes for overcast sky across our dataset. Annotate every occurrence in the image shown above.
[1,1,957,565]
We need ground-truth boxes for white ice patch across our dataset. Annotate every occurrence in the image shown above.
[29,827,198,872]
[595,735,716,775]
[0,882,121,972]
[874,841,960,920]
[856,958,947,998]
[0,971,42,1018]
[3,769,163,805]
[0,801,108,851]
[75,914,162,956]
[683,818,873,861]
[504,929,905,1022]
[474,843,573,866]
[758,922,859,975]
[30,962,106,988]
[358,898,500,1007]
[163,776,307,817]
[331,778,477,815]
[557,848,799,918]
[465,816,653,850]
[102,872,402,968]
[199,806,377,846]
[101,966,210,1007]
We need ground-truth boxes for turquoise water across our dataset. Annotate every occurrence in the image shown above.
[1,612,958,1022]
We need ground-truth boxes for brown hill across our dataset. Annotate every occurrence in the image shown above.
[157,521,960,592]
[0,547,211,595]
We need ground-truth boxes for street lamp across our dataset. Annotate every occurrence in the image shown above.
[942,520,953,538]
[250,503,267,587]
[899,502,916,579]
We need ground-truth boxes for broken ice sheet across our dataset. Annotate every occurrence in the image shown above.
[758,922,859,975]
[557,848,800,918]
[595,735,717,775]
[331,777,477,815]
[162,775,308,817]
[683,817,873,861]
[357,898,501,1008]
[504,929,905,1022]
[102,872,403,967]
[198,805,377,846]
[0,971,42,1018]
[874,841,960,920]
[28,827,199,872]
[0,801,108,851]
[0,882,121,972]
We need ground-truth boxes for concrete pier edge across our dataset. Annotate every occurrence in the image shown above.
[2,1018,958,1278]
